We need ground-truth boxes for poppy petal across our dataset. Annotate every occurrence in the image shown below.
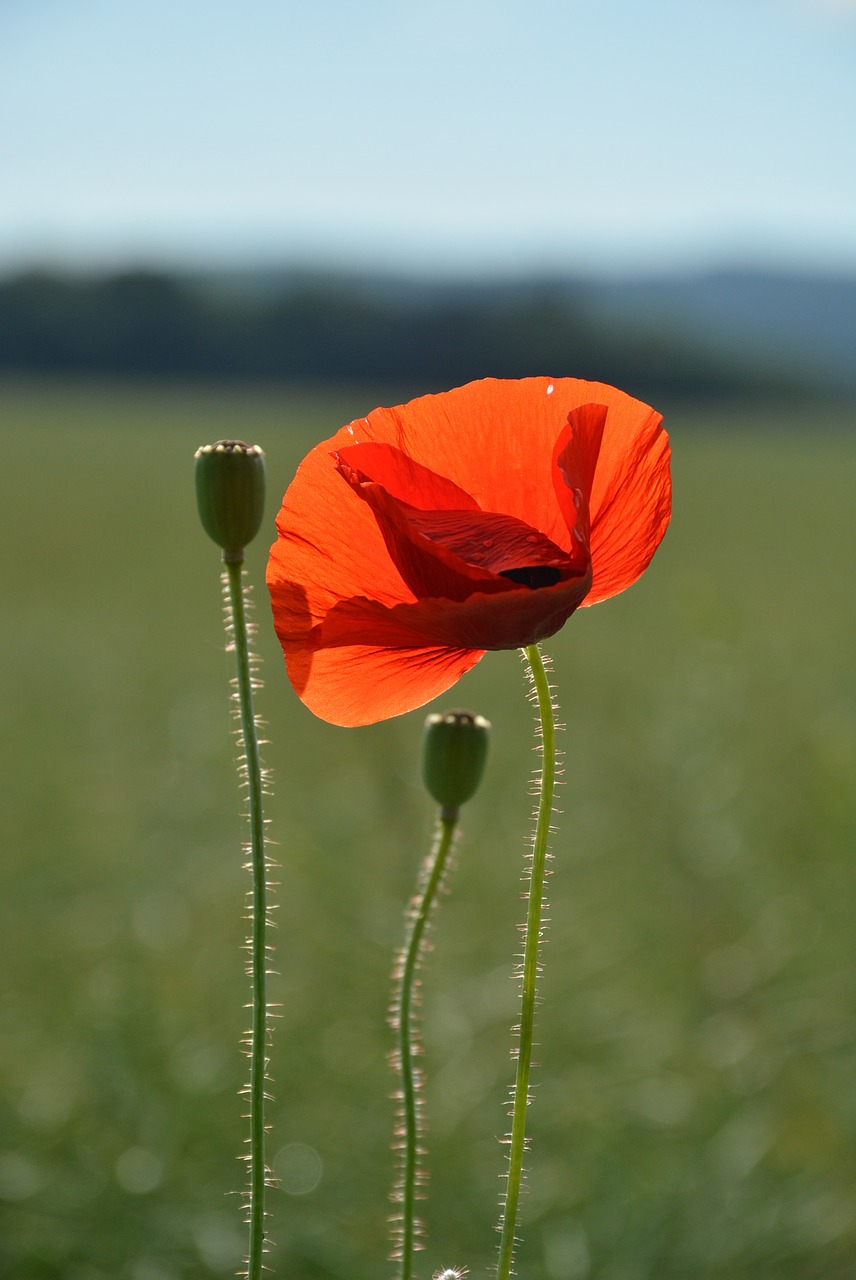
[333,456,501,600]
[267,376,670,725]
[359,377,661,551]
[336,451,577,593]
[552,401,608,549]
[268,377,661,629]
[288,641,485,728]
[405,508,574,577]
[583,403,670,606]
[333,441,480,512]
[266,429,419,641]
[309,568,592,656]
[275,565,592,726]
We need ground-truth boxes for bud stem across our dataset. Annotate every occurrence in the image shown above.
[224,559,271,1280]
[392,810,459,1280]
[496,643,558,1280]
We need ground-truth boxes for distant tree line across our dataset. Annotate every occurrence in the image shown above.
[0,268,806,400]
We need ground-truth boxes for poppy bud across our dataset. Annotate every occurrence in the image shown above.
[195,440,266,560]
[422,709,490,814]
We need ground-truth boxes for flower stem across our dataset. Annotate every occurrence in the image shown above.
[224,557,270,1280]
[392,809,459,1280]
[496,643,558,1280]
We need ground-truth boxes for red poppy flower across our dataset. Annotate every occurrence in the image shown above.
[267,377,670,726]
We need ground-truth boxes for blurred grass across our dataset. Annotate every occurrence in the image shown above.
[0,380,855,1280]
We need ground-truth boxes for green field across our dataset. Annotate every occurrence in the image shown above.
[1,381,855,1280]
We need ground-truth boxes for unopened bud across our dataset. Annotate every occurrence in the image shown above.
[422,710,490,814]
[195,440,266,560]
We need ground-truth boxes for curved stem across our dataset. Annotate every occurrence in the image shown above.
[393,810,459,1280]
[224,558,269,1280]
[496,643,557,1280]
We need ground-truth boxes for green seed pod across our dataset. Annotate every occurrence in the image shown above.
[422,709,490,814]
[195,440,266,560]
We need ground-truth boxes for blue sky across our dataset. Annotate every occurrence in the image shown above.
[1,0,855,275]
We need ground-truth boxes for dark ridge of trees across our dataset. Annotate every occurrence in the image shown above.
[0,267,815,402]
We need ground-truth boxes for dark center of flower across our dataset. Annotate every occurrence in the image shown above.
[498,565,563,589]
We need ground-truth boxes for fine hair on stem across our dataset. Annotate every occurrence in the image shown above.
[389,812,460,1280]
[222,561,278,1279]
[495,644,562,1279]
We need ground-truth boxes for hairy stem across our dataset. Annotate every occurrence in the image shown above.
[392,810,459,1280]
[496,643,558,1280]
[224,558,269,1280]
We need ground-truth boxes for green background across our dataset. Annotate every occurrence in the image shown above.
[1,383,855,1279]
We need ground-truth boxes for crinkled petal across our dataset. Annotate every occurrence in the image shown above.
[583,402,670,605]
[333,441,480,512]
[552,401,607,548]
[335,446,578,597]
[266,376,670,725]
[309,569,592,656]
[355,376,662,551]
[267,376,662,630]
[406,507,574,576]
[333,459,501,601]
[271,547,590,727]
[265,431,418,653]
